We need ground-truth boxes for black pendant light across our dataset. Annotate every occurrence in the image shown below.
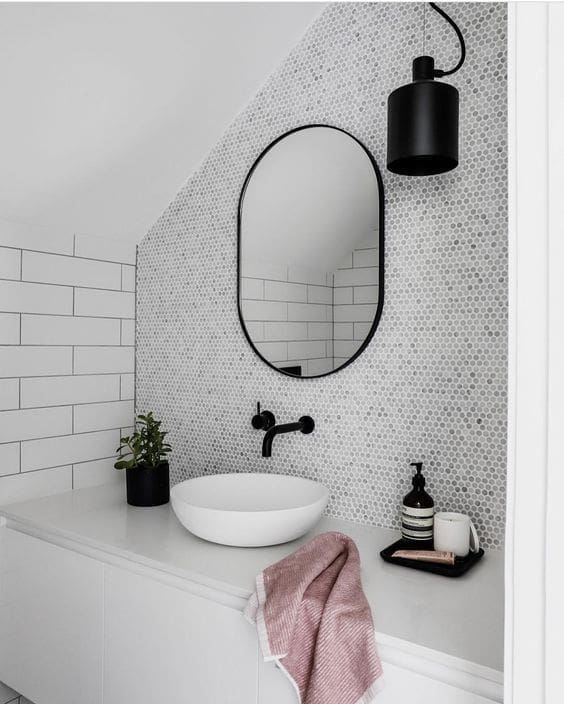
[387,2,466,176]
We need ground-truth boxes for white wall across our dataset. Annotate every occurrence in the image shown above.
[0,220,135,506]
[0,3,323,244]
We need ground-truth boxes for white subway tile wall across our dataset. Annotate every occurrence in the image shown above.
[0,225,135,504]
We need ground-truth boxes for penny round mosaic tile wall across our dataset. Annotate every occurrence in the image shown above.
[137,2,508,549]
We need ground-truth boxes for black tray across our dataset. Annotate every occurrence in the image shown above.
[380,539,484,578]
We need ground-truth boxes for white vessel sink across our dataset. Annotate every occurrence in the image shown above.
[170,472,329,547]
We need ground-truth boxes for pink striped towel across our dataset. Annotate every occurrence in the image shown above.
[244,531,383,704]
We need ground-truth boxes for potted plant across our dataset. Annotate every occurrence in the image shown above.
[114,412,172,507]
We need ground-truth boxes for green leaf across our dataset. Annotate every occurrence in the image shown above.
[116,410,171,468]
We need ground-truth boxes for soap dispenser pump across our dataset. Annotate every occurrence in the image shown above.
[401,462,434,545]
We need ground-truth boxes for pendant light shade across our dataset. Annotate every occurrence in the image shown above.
[387,4,466,177]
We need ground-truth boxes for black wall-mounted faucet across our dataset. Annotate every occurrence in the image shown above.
[251,402,276,431]
[251,403,314,457]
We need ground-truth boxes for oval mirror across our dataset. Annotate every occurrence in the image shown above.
[238,125,384,378]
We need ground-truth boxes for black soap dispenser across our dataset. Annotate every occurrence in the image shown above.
[401,462,434,545]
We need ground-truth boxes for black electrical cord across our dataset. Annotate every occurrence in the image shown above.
[429,2,466,77]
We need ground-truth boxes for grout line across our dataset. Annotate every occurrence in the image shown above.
[0,276,129,293]
[10,396,134,413]
[13,425,123,447]
[0,310,128,321]
[73,454,118,467]
[0,243,135,266]
[0,397,127,411]
[10,452,119,477]
[0,343,132,348]
[1,370,134,379]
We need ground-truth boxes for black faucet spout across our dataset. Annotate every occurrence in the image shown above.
[262,415,315,457]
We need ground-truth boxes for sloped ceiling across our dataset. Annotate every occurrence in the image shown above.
[0,2,324,243]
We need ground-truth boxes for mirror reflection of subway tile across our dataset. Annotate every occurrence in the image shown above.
[353,248,379,268]
[244,321,264,341]
[307,322,332,340]
[255,341,288,361]
[333,357,349,369]
[326,305,333,322]
[241,300,287,321]
[336,252,353,269]
[287,302,327,321]
[354,322,372,340]
[307,285,332,304]
[288,340,326,360]
[333,267,378,287]
[334,322,353,339]
[308,358,333,376]
[241,277,264,300]
[334,287,353,304]
[277,359,307,375]
[287,266,326,287]
[326,340,334,357]
[334,340,363,359]
[354,230,379,250]
[334,304,377,322]
[0,246,22,279]
[353,285,379,304]
[264,280,307,303]
[264,322,307,341]
[241,259,287,281]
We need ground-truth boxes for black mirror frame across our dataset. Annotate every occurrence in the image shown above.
[237,124,385,379]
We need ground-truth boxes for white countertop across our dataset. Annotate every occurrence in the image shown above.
[0,484,504,674]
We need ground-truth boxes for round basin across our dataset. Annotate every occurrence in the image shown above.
[170,473,329,547]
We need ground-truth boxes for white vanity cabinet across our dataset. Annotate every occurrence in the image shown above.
[103,565,258,704]
[258,659,499,704]
[0,487,504,704]
[0,528,104,704]
[0,528,258,704]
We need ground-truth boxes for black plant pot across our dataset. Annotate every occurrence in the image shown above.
[126,461,170,507]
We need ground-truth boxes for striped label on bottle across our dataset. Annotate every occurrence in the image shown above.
[401,505,434,541]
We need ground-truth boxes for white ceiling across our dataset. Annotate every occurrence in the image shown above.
[0,2,324,243]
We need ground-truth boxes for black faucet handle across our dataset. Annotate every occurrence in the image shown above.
[299,416,315,434]
[252,402,276,430]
